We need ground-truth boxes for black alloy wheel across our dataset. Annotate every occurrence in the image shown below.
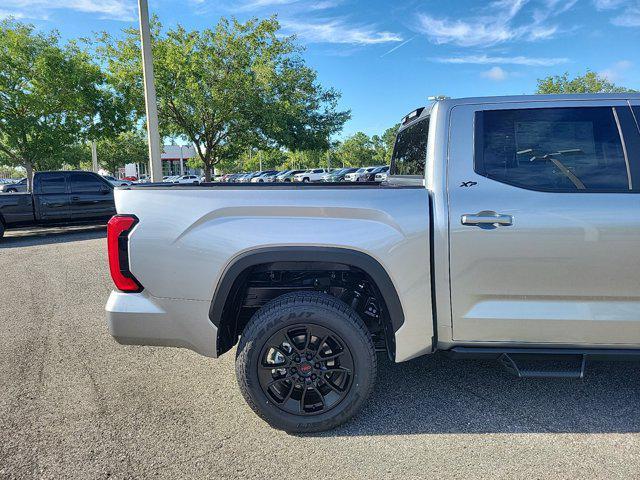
[257,324,354,415]
[236,291,376,432]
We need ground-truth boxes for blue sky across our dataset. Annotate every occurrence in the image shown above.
[2,0,640,137]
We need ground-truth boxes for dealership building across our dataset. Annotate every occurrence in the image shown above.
[123,145,201,179]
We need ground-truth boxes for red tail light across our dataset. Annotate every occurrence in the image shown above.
[107,215,143,292]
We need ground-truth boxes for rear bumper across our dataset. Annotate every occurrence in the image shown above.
[105,290,217,357]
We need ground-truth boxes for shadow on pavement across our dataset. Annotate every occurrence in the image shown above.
[0,224,106,248]
[318,353,640,436]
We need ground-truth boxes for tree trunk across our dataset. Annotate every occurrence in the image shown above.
[204,162,212,182]
[25,161,34,193]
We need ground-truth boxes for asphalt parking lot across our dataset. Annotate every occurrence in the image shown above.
[1,226,640,479]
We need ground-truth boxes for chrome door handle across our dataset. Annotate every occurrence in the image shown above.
[461,210,513,227]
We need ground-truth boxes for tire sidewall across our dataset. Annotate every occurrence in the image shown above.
[237,302,374,432]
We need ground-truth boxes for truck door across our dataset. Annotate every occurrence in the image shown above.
[34,172,70,222]
[68,172,115,220]
[447,99,640,347]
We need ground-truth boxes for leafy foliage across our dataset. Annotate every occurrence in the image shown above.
[99,16,350,181]
[0,20,129,187]
[536,70,637,94]
[96,131,148,175]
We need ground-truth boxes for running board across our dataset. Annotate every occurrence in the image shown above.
[447,347,640,379]
[497,353,586,379]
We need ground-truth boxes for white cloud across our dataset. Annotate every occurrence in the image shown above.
[416,0,576,47]
[432,54,569,66]
[1,0,135,21]
[236,0,299,11]
[482,66,508,81]
[229,0,339,12]
[593,0,640,26]
[281,18,403,45]
[593,0,628,9]
[599,60,633,81]
[611,5,640,26]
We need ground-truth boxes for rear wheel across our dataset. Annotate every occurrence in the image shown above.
[235,291,376,432]
[302,177,310,183]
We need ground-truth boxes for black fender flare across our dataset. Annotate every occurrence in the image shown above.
[209,246,405,339]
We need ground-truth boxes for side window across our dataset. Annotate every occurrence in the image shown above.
[69,172,109,193]
[475,107,632,192]
[39,173,66,194]
[391,118,429,176]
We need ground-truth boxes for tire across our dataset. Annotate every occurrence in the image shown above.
[284,178,291,182]
[302,177,310,183]
[6,188,16,193]
[236,291,376,433]
[0,222,4,239]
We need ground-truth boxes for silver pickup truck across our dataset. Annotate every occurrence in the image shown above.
[106,93,640,432]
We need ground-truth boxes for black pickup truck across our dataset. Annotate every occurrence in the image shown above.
[0,171,115,238]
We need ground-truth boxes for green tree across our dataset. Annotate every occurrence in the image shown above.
[335,132,376,167]
[371,123,399,165]
[0,20,129,189]
[96,131,148,175]
[100,17,350,181]
[536,70,637,94]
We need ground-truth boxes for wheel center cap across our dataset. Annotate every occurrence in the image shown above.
[299,362,313,376]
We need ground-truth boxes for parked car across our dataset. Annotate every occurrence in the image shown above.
[103,175,133,187]
[293,168,327,182]
[260,171,285,182]
[359,166,389,182]
[137,174,150,183]
[0,178,27,193]
[276,170,305,182]
[374,170,389,182]
[173,175,200,184]
[321,167,358,182]
[235,172,254,182]
[105,93,640,433]
[250,170,279,182]
[122,176,138,182]
[344,167,375,182]
[0,171,115,238]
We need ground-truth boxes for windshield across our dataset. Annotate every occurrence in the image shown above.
[391,116,429,176]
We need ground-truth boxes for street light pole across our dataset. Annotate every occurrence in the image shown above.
[91,141,98,173]
[138,0,163,182]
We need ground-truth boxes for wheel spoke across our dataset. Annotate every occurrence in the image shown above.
[313,335,328,354]
[311,385,325,408]
[317,350,345,362]
[299,386,308,413]
[266,377,287,389]
[322,365,351,374]
[286,331,303,353]
[280,382,295,404]
[302,326,311,350]
[322,376,344,393]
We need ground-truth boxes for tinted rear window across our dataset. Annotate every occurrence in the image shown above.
[391,118,429,176]
[39,173,66,194]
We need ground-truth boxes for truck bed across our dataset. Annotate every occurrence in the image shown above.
[113,181,434,361]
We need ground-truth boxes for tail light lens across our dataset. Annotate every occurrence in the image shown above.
[107,215,143,292]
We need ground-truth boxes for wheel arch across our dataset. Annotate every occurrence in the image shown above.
[209,246,405,357]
